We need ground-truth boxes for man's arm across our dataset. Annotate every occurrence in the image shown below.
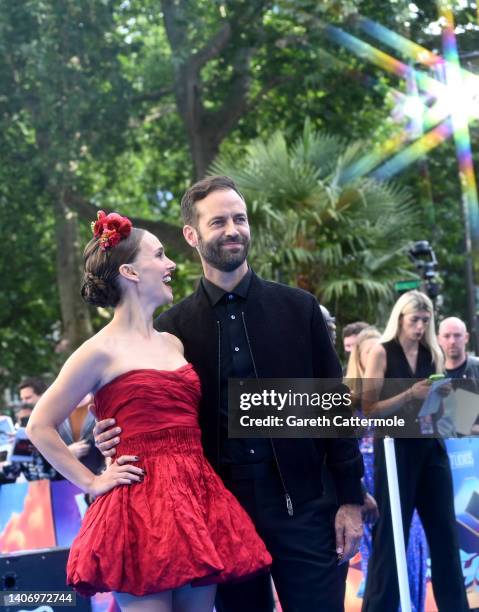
[311,298,343,379]
[311,299,364,503]
[324,438,364,504]
[310,299,364,562]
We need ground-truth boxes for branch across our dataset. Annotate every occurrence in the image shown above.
[131,86,173,104]
[275,34,309,49]
[162,0,191,54]
[208,47,254,141]
[213,70,293,143]
[142,103,177,124]
[162,0,231,67]
[247,74,296,112]
[62,189,193,258]
[203,18,301,142]
[212,81,250,142]
[190,23,231,71]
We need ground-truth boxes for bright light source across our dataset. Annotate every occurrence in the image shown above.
[402,96,425,120]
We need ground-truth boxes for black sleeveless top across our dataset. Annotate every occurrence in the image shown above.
[380,339,435,436]
[383,338,435,379]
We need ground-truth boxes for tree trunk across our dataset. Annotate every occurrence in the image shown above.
[53,192,93,354]
[188,126,222,181]
[162,1,255,181]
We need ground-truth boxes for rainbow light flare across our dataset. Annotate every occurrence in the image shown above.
[357,17,443,68]
[324,14,479,225]
[342,95,455,183]
[439,3,479,259]
[323,24,447,98]
[372,121,453,181]
[323,23,449,182]
[324,6,479,334]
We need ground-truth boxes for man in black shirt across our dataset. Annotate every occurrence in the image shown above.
[202,269,276,468]
[438,317,479,436]
[438,317,479,383]
[94,176,364,612]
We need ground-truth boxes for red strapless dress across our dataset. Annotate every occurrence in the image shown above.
[66,364,271,596]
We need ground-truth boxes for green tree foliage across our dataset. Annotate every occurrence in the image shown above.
[1,0,477,390]
[213,120,419,323]
[0,122,61,389]
[0,0,134,371]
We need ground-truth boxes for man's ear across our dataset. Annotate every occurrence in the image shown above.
[183,224,199,248]
[118,264,139,283]
[465,331,470,345]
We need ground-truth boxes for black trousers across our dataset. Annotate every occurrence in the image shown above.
[215,467,347,612]
[362,439,468,612]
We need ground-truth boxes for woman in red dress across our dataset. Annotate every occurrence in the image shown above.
[27,212,271,612]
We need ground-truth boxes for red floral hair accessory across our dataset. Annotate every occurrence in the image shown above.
[91,211,132,251]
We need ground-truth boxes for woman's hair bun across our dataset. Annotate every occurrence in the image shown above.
[81,272,121,308]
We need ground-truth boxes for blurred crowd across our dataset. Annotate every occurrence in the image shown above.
[0,376,104,484]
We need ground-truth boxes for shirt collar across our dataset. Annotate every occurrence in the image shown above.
[201,268,252,306]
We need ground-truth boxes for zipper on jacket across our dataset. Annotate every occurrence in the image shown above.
[241,311,294,517]
[216,320,221,470]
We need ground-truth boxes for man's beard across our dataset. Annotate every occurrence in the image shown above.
[446,347,462,359]
[197,232,250,272]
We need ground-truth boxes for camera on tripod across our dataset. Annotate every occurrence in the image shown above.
[408,240,442,301]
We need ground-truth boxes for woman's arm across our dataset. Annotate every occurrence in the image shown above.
[26,342,142,494]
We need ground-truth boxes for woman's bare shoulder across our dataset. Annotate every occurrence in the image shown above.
[159,332,184,354]
[370,342,386,358]
[66,333,113,372]
[366,342,387,376]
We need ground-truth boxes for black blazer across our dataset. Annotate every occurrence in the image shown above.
[155,272,364,506]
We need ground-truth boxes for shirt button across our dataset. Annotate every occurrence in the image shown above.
[228,294,234,300]
[234,346,240,352]
[231,314,236,320]
[249,449,255,454]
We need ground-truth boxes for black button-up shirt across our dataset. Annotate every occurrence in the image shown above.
[201,269,273,465]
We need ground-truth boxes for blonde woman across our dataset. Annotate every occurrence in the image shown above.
[347,327,428,607]
[361,291,467,612]
[345,327,381,398]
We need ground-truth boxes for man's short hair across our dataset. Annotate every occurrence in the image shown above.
[180,175,244,226]
[342,321,369,340]
[18,377,47,396]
